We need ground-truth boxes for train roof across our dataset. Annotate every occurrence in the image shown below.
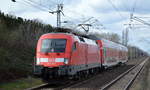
[101,39,128,51]
[42,32,73,36]
[53,27,100,40]
[41,28,127,51]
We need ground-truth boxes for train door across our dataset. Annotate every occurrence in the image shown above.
[103,47,107,64]
[70,42,78,65]
[97,40,105,68]
[78,37,87,67]
[85,44,88,67]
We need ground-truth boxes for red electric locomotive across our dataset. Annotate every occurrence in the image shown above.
[34,32,128,81]
[34,33,101,80]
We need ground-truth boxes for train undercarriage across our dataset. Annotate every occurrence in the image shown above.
[34,65,104,83]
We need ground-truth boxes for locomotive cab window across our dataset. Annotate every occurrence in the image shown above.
[41,39,67,53]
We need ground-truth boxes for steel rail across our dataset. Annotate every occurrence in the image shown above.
[100,57,148,90]
[25,83,49,90]
[124,59,148,90]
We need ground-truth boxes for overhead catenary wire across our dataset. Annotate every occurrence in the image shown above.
[107,0,126,19]
[133,17,150,26]
[27,0,54,11]
[64,7,86,19]
[60,0,64,4]
[14,0,65,27]
[121,0,130,12]
[16,0,58,12]
[130,0,150,29]
[61,6,94,27]
[131,0,139,15]
[39,0,58,6]
[13,0,106,30]
[123,0,140,45]
[62,14,84,24]
[57,0,62,4]
[62,6,107,30]
[48,0,58,5]
[20,0,49,11]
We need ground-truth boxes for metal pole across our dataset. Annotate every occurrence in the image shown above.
[122,30,125,45]
[130,47,132,60]
[57,4,60,27]
[56,4,63,28]
[125,28,129,46]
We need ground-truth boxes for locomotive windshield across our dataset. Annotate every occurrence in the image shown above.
[41,39,67,53]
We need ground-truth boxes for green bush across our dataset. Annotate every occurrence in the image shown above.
[0,11,54,82]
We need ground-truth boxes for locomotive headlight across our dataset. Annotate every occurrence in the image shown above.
[64,58,69,64]
[36,58,48,64]
[55,58,69,64]
[36,58,40,64]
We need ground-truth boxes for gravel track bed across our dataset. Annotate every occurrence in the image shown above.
[103,58,148,90]
[130,57,150,90]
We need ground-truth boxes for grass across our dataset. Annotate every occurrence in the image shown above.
[0,77,44,90]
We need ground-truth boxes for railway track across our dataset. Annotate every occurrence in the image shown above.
[25,83,49,90]
[26,57,147,90]
[26,76,96,90]
[100,57,149,90]
[62,57,146,90]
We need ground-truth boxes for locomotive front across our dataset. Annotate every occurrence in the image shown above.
[34,33,73,80]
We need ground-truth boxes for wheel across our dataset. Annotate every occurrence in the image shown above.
[41,68,49,82]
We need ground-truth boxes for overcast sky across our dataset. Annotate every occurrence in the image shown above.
[0,0,150,54]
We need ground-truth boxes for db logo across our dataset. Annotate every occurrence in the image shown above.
[49,58,55,62]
